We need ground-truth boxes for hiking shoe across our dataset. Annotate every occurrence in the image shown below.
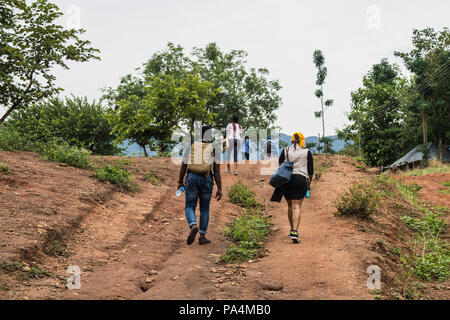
[199,236,211,245]
[226,169,231,173]
[289,230,300,243]
[187,225,198,245]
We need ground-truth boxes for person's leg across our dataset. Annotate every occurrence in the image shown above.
[198,176,213,244]
[286,199,294,231]
[185,174,200,245]
[292,199,303,231]
[226,139,233,172]
[233,139,239,174]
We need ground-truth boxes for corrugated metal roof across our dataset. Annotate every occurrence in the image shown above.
[387,143,450,169]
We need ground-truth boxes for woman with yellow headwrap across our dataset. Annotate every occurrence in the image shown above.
[271,132,314,243]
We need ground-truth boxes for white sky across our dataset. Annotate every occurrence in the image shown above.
[6,0,450,137]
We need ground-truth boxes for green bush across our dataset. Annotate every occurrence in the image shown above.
[6,96,122,155]
[0,126,37,151]
[334,183,378,218]
[94,162,138,191]
[227,180,259,208]
[41,140,93,170]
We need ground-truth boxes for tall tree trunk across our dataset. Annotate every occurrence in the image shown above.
[0,107,15,124]
[320,85,325,153]
[139,143,148,157]
[421,111,428,145]
[438,137,444,163]
[358,112,362,156]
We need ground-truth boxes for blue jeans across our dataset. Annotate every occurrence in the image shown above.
[185,172,213,234]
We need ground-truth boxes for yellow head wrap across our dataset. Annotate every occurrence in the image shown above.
[291,132,306,148]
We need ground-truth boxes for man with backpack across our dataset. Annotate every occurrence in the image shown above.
[177,125,223,245]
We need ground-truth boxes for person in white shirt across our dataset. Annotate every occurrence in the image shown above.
[225,115,242,175]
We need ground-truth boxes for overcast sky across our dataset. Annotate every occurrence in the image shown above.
[24,0,450,137]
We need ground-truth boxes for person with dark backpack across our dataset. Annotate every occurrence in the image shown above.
[177,125,223,245]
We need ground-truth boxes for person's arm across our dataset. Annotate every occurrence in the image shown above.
[307,150,314,189]
[213,162,222,201]
[178,145,190,190]
[178,163,187,190]
[278,148,285,166]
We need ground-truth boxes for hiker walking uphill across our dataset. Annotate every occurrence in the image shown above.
[270,132,314,244]
[225,115,242,175]
[178,126,223,245]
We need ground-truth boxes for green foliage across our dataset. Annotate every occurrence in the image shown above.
[41,140,93,170]
[104,42,282,137]
[222,211,271,263]
[0,126,38,151]
[143,169,160,186]
[411,238,450,282]
[395,28,450,161]
[0,0,100,124]
[334,183,378,218]
[0,162,9,173]
[6,97,121,155]
[94,162,138,191]
[106,74,219,156]
[401,213,447,237]
[227,180,259,208]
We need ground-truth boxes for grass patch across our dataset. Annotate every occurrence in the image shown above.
[222,209,272,263]
[227,180,260,208]
[391,179,450,285]
[0,162,9,173]
[0,261,54,280]
[41,140,93,170]
[143,168,160,186]
[334,182,378,218]
[94,161,139,191]
[222,182,271,263]
[403,161,450,176]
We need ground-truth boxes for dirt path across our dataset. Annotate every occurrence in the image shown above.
[133,156,377,300]
[1,153,380,300]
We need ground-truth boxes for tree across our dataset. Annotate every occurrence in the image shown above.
[107,74,219,156]
[313,50,334,153]
[104,43,282,133]
[0,0,100,124]
[192,43,282,131]
[5,96,120,155]
[395,27,450,161]
[358,59,406,167]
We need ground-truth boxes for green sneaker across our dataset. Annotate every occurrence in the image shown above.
[289,230,300,243]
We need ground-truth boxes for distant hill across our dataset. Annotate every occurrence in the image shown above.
[279,133,348,153]
[121,134,349,157]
